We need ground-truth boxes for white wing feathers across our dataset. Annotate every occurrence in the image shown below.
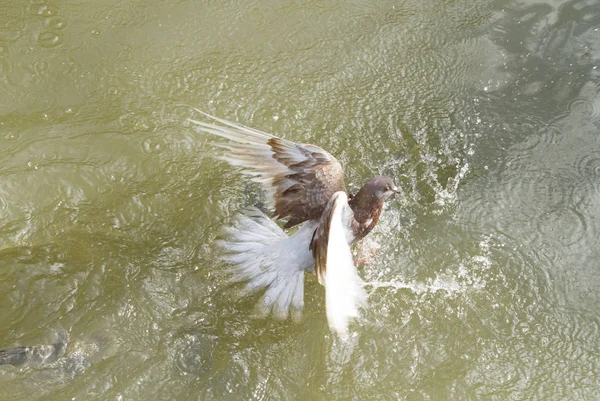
[321,192,367,337]
[188,109,290,187]
[188,109,322,193]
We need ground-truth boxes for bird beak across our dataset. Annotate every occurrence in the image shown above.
[391,185,399,194]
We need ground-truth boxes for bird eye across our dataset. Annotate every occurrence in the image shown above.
[384,186,390,192]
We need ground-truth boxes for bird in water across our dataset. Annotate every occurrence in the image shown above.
[188,109,399,336]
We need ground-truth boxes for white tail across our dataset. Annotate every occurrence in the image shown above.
[217,207,317,321]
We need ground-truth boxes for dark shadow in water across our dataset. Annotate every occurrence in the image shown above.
[0,329,67,367]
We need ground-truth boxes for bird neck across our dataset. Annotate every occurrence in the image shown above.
[348,188,384,241]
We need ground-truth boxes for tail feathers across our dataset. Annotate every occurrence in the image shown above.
[217,207,313,321]
[255,270,304,321]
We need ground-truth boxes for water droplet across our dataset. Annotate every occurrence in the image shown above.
[141,136,166,154]
[2,131,21,141]
[34,5,58,16]
[33,60,48,74]
[37,31,61,48]
[110,173,124,183]
[45,18,66,30]
[117,46,133,61]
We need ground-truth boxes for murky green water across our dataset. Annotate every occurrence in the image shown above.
[1,0,599,399]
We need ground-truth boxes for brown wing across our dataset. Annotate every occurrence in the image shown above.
[188,109,346,228]
[310,203,331,284]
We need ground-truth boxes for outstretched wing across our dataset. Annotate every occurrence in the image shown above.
[310,191,366,337]
[188,109,346,228]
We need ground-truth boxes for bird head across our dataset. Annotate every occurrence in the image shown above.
[365,175,399,201]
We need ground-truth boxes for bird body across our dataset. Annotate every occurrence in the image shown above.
[189,110,398,336]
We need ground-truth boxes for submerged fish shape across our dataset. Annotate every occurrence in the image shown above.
[0,330,67,367]
[189,109,398,336]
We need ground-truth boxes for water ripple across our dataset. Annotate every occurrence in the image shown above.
[29,4,58,17]
[141,135,168,155]
[98,5,150,28]
[509,123,564,156]
[172,332,215,376]
[576,151,600,178]
[0,19,22,42]
[137,61,190,100]
[44,17,66,31]
[537,207,588,247]
[568,96,600,120]
[37,31,61,48]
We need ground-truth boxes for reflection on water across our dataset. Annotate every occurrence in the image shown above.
[0,0,599,399]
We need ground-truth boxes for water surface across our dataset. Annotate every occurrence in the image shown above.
[1,0,599,399]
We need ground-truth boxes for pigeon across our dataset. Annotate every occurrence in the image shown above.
[188,109,398,336]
